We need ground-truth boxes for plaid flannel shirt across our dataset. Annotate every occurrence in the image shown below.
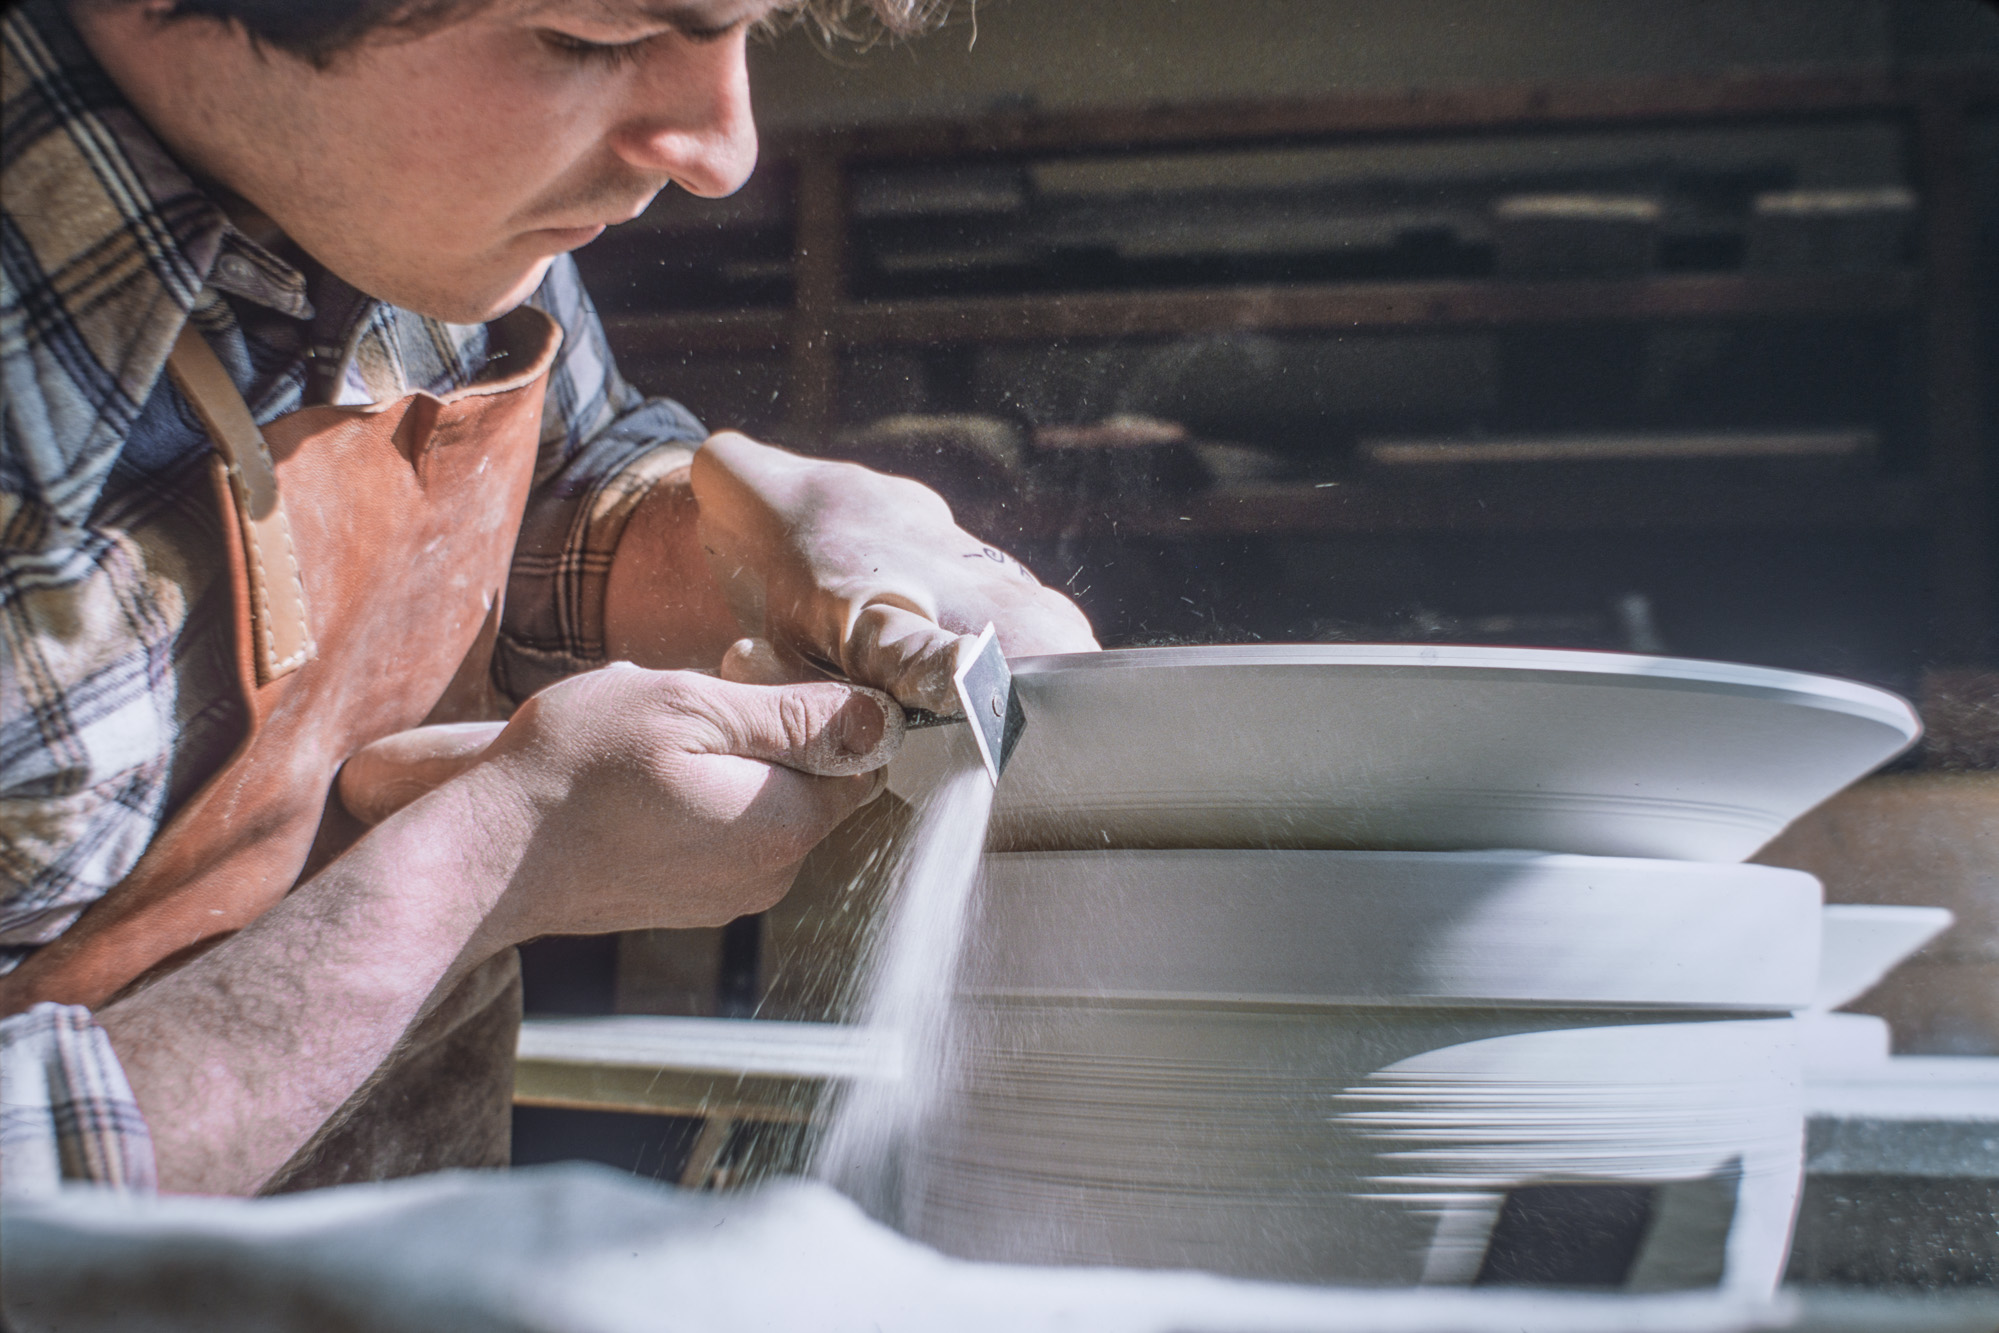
[1,0,706,1193]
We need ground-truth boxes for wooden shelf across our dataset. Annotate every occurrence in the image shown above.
[957,473,1929,541]
[773,67,1999,165]
[605,271,1919,358]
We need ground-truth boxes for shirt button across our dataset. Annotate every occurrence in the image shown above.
[218,255,255,283]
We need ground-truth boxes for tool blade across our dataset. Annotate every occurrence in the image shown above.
[953,623,1025,784]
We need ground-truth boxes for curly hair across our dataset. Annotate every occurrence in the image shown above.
[146,0,953,66]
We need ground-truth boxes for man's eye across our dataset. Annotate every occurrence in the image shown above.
[541,31,651,68]
[540,15,744,67]
[676,18,749,43]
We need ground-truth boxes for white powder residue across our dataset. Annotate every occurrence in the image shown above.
[812,729,995,1225]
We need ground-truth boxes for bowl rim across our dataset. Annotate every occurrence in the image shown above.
[1013,643,1921,740]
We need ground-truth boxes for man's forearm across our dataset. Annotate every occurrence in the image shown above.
[90,655,903,1196]
[602,464,746,671]
[95,770,534,1195]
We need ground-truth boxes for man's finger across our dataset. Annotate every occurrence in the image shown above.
[844,603,968,714]
[683,676,905,778]
[717,636,820,686]
[338,721,508,825]
[689,753,889,884]
[990,586,1102,657]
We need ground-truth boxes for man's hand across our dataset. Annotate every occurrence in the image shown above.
[689,432,1098,713]
[342,667,901,932]
[467,665,901,941]
[101,667,901,1194]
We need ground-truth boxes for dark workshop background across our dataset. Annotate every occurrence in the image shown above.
[516,0,1999,1170]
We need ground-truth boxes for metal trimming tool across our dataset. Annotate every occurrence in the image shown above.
[905,622,1026,784]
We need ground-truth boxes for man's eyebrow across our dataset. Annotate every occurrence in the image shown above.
[570,0,780,30]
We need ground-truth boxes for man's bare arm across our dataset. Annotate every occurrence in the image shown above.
[602,463,748,671]
[95,770,528,1194]
[97,668,896,1195]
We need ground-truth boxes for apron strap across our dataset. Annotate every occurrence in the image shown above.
[168,325,315,683]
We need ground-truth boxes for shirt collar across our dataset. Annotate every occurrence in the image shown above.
[208,232,316,320]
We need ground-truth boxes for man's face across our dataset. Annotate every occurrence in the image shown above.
[94,1,776,322]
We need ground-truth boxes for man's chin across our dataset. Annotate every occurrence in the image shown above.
[389,257,559,326]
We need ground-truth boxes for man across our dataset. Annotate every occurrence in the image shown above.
[0,0,1095,1198]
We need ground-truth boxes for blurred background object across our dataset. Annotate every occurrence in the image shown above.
[1745,187,1919,273]
[1490,194,1664,278]
[830,414,1027,502]
[1757,668,1999,1059]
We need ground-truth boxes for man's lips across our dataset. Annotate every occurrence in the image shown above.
[525,195,660,250]
[530,223,608,248]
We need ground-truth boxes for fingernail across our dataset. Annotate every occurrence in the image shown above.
[802,688,904,778]
[833,690,887,757]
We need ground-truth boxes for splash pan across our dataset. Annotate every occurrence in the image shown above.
[887,644,1919,861]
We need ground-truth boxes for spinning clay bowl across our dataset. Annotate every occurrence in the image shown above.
[864,646,1913,1293]
[898,853,1824,1296]
[887,644,1920,860]
[959,850,1823,1010]
[909,1008,1805,1294]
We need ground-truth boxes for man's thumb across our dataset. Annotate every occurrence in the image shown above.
[693,676,906,778]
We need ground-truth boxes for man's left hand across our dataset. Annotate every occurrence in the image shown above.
[688,432,1098,712]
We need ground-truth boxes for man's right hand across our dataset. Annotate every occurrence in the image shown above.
[351,665,904,943]
[476,665,901,939]
[99,665,903,1195]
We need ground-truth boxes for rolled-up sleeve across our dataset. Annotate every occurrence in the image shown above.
[495,256,709,701]
[1,1003,156,1198]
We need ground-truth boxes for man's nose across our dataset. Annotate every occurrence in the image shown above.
[612,33,759,199]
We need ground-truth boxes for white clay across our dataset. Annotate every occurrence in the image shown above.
[854,647,1917,1298]
[907,1010,1804,1297]
[964,850,1824,1010]
[1811,904,1954,1012]
[890,644,1920,860]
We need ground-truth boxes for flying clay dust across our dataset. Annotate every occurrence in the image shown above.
[812,727,994,1227]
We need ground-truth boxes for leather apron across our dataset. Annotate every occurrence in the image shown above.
[0,306,563,1189]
